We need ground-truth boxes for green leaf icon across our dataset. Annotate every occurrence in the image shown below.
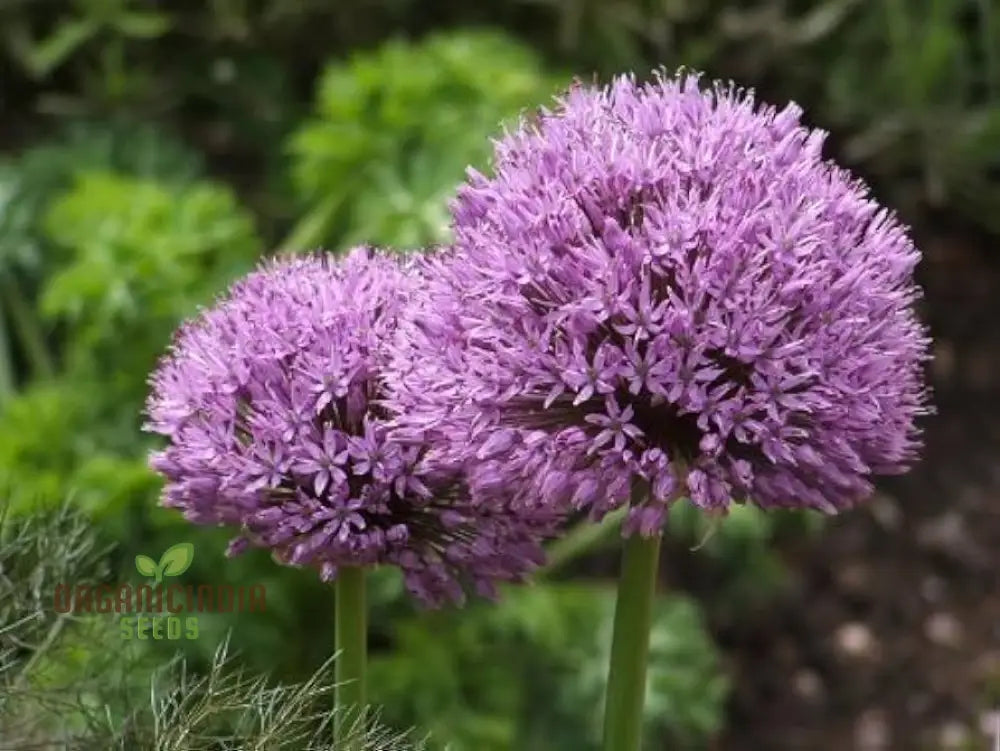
[158,542,194,578]
[135,554,157,578]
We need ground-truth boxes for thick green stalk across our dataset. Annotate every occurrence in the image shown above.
[335,566,367,748]
[602,486,661,751]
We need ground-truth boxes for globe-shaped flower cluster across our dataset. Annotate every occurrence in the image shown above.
[145,248,554,604]
[389,72,931,535]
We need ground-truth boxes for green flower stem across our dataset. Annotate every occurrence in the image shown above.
[0,273,54,379]
[602,485,661,751]
[335,565,367,748]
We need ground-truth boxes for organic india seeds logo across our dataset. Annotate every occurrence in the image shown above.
[54,542,266,641]
[135,542,194,584]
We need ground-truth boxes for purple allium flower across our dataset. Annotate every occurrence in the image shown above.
[145,248,554,605]
[389,71,932,536]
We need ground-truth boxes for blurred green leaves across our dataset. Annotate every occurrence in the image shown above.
[41,172,258,368]
[5,0,170,80]
[4,0,171,113]
[0,126,259,516]
[0,122,202,398]
[286,31,565,251]
[668,502,823,619]
[0,382,95,508]
[371,584,727,750]
[821,0,1000,228]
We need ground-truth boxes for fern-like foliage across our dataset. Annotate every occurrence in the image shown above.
[0,501,423,751]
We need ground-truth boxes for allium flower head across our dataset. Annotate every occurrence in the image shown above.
[146,248,552,605]
[390,71,931,535]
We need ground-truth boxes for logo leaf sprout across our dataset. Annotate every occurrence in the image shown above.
[135,554,157,579]
[135,543,194,584]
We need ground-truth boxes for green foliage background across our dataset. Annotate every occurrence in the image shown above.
[0,1,993,747]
